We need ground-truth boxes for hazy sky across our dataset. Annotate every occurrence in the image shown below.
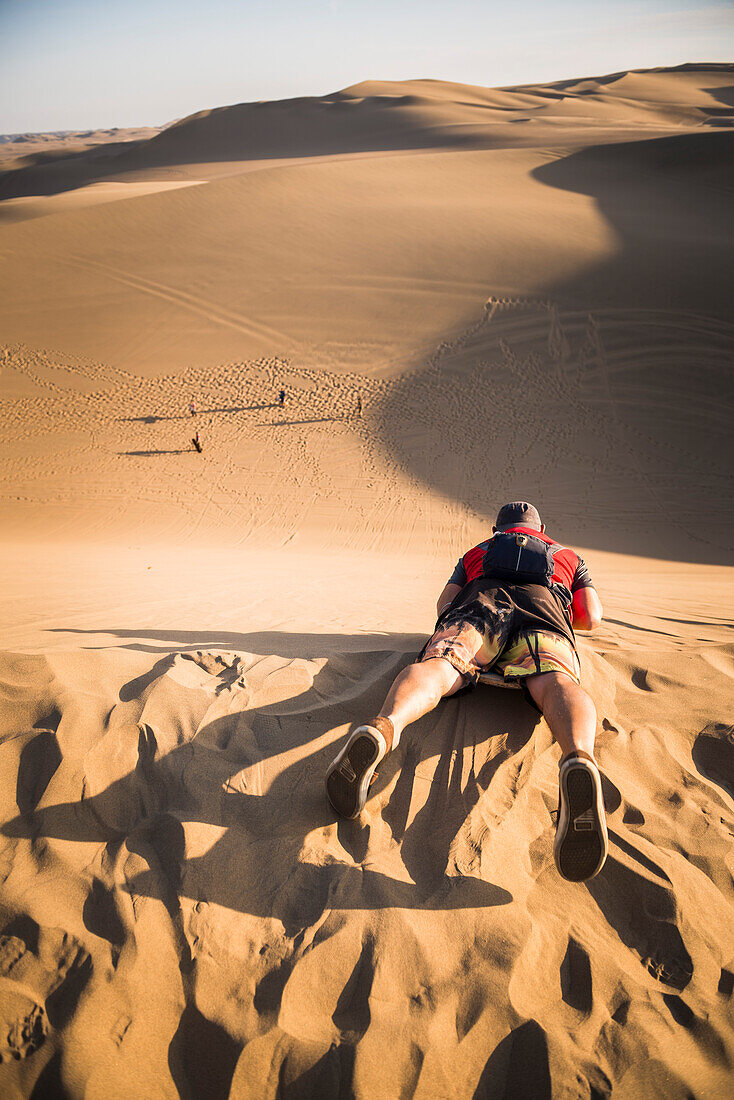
[2,0,733,133]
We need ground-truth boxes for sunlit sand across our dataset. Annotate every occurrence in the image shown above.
[0,65,732,1096]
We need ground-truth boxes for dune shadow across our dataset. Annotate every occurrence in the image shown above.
[703,112,734,128]
[528,129,734,346]
[0,136,157,201]
[376,128,734,566]
[705,82,734,108]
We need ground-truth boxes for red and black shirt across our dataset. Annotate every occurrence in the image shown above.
[441,528,595,649]
[448,527,595,598]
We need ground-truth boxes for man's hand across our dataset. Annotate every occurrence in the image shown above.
[572,586,603,631]
[436,583,462,617]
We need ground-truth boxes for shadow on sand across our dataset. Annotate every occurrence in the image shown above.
[2,637,544,938]
[117,448,193,456]
[375,128,734,566]
[46,627,427,656]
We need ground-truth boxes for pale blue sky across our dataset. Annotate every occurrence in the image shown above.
[2,0,733,133]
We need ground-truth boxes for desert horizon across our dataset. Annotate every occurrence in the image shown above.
[1,51,733,1099]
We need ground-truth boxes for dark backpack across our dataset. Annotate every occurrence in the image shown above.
[482,531,556,586]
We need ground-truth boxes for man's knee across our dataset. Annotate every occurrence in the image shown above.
[526,670,589,711]
[417,656,467,697]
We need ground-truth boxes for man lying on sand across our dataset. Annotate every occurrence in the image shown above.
[326,501,608,883]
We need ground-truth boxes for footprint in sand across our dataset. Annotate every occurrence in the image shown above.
[0,927,88,1062]
[0,979,47,1061]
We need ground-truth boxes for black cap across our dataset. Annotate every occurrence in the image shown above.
[495,501,542,530]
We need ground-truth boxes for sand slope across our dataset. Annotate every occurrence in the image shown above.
[1,66,734,1097]
[0,631,733,1097]
[1,298,731,562]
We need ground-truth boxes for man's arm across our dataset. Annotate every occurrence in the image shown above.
[437,583,462,617]
[571,586,603,631]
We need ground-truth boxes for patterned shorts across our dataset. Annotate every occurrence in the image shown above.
[421,622,580,686]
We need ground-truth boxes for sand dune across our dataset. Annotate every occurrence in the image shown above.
[1,67,732,378]
[0,180,206,226]
[1,65,733,1097]
[0,126,163,170]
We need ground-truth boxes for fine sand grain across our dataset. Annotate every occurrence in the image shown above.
[0,65,733,1098]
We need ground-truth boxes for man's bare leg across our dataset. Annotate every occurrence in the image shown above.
[378,657,466,748]
[525,670,596,759]
[526,670,607,881]
[325,658,465,818]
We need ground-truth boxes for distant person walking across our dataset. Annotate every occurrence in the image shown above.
[189,399,197,417]
[279,389,286,408]
[192,430,202,453]
[355,393,363,420]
